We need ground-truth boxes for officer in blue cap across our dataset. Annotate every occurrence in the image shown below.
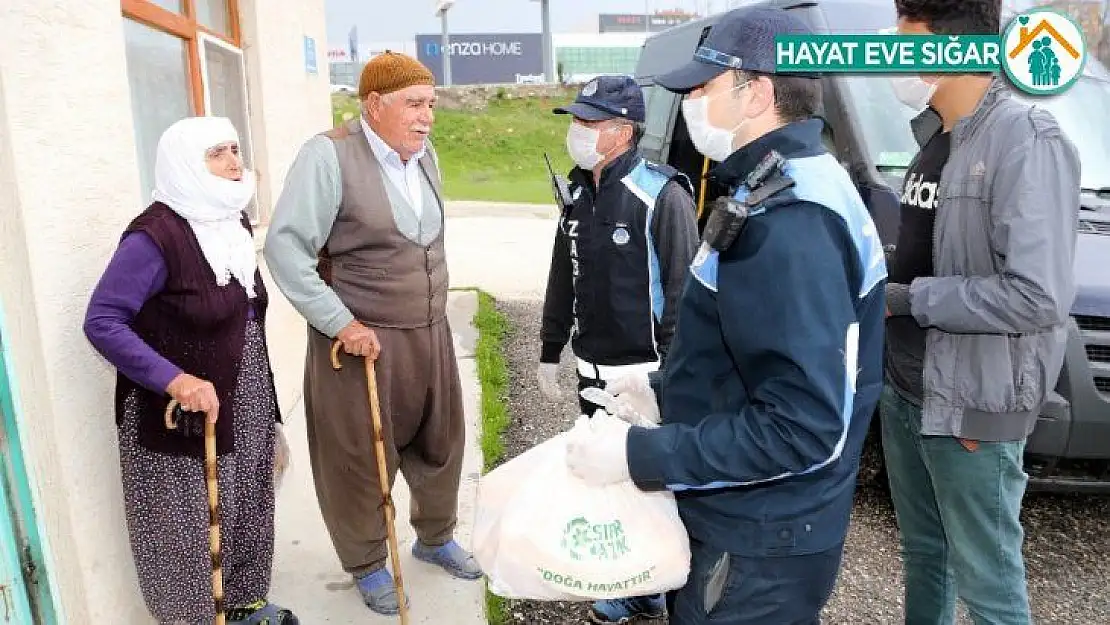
[537,73,700,623]
[564,8,888,624]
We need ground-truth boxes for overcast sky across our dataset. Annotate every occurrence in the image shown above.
[325,0,739,48]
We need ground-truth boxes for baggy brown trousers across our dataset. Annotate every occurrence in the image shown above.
[303,319,465,577]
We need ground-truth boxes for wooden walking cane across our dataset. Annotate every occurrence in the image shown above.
[164,399,226,625]
[331,340,410,625]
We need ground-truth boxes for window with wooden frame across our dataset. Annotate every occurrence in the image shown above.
[121,0,259,223]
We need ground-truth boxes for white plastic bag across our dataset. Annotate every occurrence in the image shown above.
[473,429,691,601]
[274,422,292,493]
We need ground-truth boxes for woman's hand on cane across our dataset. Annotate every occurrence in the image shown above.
[166,373,220,423]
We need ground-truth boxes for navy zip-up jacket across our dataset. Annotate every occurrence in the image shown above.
[626,119,888,557]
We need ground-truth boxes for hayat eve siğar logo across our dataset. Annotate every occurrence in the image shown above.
[1001,9,1088,95]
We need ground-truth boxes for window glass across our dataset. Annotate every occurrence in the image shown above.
[201,37,258,221]
[196,0,231,37]
[149,0,182,12]
[122,18,193,204]
[1012,77,1110,190]
[640,84,675,156]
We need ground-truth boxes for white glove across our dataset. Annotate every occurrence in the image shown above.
[605,373,661,425]
[565,411,632,486]
[537,362,561,400]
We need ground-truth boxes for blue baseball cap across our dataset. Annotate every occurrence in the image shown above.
[656,6,817,94]
[553,75,646,123]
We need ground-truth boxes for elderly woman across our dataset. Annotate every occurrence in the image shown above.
[83,116,296,625]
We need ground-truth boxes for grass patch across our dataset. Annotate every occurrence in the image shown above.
[466,287,512,624]
[473,290,511,470]
[332,93,576,205]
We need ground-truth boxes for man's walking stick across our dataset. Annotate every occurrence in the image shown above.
[164,399,226,625]
[331,340,409,624]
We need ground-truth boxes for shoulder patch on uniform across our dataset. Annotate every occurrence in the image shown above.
[645,160,694,197]
[782,153,887,298]
[690,246,718,293]
[644,160,679,178]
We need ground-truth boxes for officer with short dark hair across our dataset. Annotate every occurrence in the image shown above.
[536,74,699,624]
[564,9,888,624]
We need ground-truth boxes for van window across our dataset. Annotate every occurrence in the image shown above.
[843,70,1110,190]
[840,74,921,169]
[640,84,677,157]
[634,26,710,80]
[828,2,1110,191]
[1012,77,1110,190]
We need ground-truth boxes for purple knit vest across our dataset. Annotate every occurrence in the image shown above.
[116,202,273,457]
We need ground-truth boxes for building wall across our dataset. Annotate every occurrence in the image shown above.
[240,0,333,224]
[0,0,328,622]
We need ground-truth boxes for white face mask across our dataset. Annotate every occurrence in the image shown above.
[566,122,608,170]
[681,82,751,162]
[889,75,938,111]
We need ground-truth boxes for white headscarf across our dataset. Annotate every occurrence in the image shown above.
[151,116,259,298]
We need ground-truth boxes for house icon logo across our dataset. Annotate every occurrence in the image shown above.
[1001,9,1087,95]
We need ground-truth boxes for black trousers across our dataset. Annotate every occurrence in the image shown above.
[576,371,607,415]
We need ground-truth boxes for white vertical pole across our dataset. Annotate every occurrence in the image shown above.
[441,9,452,86]
[540,0,553,82]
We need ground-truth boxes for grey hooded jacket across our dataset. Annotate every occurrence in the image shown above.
[905,77,1081,442]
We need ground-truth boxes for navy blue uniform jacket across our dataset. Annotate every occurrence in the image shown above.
[626,119,888,557]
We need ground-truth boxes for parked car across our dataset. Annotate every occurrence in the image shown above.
[633,0,1110,492]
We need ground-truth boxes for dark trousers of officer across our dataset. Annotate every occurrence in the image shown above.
[577,372,606,415]
[577,359,652,417]
[665,538,844,624]
[577,364,667,612]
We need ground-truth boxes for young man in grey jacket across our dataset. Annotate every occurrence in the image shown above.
[883,1,1080,623]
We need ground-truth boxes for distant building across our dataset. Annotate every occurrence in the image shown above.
[554,33,651,83]
[598,10,698,33]
[328,13,699,88]
[329,41,417,88]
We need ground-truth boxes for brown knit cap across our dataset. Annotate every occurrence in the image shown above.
[358,51,437,99]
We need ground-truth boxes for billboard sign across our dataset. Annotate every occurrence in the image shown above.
[416,33,545,85]
[599,13,697,33]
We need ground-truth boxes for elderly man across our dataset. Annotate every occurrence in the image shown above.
[263,51,479,616]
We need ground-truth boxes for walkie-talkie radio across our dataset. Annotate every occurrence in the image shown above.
[544,152,574,213]
[700,150,794,253]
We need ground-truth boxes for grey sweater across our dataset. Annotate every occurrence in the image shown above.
[263,135,352,338]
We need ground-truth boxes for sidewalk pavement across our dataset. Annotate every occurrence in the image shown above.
[442,204,558,301]
[261,256,487,624]
[255,201,559,302]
